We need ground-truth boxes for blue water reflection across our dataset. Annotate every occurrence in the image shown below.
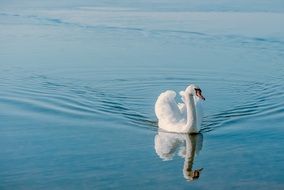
[155,132,203,181]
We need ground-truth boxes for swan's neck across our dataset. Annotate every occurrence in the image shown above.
[184,95,197,132]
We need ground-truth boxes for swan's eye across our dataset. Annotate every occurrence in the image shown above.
[194,88,202,93]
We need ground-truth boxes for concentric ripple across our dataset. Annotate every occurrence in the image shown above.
[1,8,283,133]
[1,67,283,133]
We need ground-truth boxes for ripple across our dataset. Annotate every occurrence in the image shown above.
[0,67,283,132]
[0,73,158,128]
[0,64,283,133]
[201,78,284,132]
[101,69,284,133]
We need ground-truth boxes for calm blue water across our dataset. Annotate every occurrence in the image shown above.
[1,1,284,189]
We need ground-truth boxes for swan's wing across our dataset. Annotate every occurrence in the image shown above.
[155,90,183,124]
[177,103,185,111]
[178,90,186,117]
[177,103,186,118]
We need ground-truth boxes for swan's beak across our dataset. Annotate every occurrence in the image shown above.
[196,90,205,101]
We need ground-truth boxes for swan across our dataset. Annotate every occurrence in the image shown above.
[155,84,205,133]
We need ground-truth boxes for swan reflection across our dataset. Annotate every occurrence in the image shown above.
[154,131,203,181]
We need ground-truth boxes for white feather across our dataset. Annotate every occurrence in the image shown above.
[155,84,204,133]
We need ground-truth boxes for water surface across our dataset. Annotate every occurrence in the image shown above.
[1,0,284,189]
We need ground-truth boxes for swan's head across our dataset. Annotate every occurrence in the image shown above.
[184,84,205,101]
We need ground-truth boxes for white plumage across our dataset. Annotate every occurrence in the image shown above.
[155,84,204,133]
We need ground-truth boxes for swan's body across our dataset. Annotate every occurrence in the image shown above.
[155,84,205,133]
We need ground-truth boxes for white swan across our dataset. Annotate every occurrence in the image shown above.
[155,84,205,133]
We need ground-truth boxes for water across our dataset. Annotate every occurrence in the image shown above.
[1,1,284,189]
